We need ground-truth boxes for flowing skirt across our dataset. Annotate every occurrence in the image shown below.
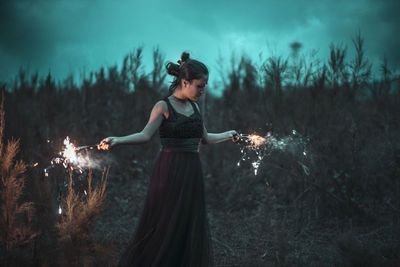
[118,151,214,267]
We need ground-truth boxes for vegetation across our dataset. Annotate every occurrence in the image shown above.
[0,32,399,266]
[56,168,114,267]
[0,92,37,266]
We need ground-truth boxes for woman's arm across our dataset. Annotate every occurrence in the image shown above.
[191,102,237,144]
[202,125,237,144]
[98,101,168,150]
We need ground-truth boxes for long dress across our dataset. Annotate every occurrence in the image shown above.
[118,97,214,267]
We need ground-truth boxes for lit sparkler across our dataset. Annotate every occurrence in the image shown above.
[236,130,310,176]
[49,136,100,173]
[239,134,268,147]
[45,137,105,216]
[236,133,270,175]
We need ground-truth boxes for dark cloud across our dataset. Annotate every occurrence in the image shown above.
[292,0,400,69]
[0,0,399,84]
[363,0,400,69]
[0,0,56,62]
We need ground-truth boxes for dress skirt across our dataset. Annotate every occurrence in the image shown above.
[118,151,214,267]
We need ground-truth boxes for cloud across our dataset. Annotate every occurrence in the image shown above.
[0,0,399,85]
[0,1,54,62]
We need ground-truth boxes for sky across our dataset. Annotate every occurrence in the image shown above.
[1,0,399,95]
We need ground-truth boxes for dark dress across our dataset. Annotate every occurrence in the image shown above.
[118,97,214,267]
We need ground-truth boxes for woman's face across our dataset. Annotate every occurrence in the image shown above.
[183,75,208,101]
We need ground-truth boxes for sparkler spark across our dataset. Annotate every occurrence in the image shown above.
[62,137,79,164]
[247,134,267,147]
[46,137,107,216]
[236,130,310,176]
[252,162,260,175]
[236,133,269,175]
[49,136,102,172]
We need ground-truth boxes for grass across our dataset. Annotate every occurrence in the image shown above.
[55,167,115,266]
[0,92,38,265]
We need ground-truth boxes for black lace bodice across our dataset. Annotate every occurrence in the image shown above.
[159,97,203,139]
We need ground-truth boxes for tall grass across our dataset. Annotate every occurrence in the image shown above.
[0,91,115,266]
[56,167,114,266]
[0,92,38,265]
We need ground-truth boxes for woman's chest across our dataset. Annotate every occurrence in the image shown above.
[159,116,203,138]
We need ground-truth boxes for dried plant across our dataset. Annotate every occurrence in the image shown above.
[263,56,289,99]
[0,92,38,257]
[56,167,114,266]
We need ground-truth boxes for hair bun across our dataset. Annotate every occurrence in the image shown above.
[166,62,180,77]
[177,52,190,69]
[181,52,190,62]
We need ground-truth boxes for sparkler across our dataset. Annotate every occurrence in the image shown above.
[237,134,268,147]
[49,137,101,172]
[235,133,270,175]
[75,144,99,151]
[44,137,106,216]
[41,137,109,217]
[236,130,310,176]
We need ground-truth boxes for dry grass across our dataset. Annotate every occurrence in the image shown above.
[0,92,38,262]
[56,166,115,266]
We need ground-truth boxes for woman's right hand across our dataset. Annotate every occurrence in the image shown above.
[98,137,119,150]
[228,130,240,142]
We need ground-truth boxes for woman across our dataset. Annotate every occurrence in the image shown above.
[99,52,238,267]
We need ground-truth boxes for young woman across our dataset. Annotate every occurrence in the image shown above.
[99,52,238,267]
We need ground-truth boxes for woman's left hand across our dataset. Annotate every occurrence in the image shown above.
[227,130,239,142]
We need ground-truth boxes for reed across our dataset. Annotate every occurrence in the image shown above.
[56,167,114,266]
[0,92,38,264]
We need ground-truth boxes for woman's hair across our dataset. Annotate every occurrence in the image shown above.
[165,52,209,94]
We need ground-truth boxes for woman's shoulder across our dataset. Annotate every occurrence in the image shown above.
[153,99,170,119]
[154,99,169,112]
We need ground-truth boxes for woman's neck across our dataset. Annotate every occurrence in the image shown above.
[172,91,188,101]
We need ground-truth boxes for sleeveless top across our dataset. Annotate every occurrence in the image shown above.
[159,97,203,152]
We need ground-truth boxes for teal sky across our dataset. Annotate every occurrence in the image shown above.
[1,0,399,95]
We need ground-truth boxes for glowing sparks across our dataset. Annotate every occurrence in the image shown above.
[33,162,39,167]
[62,137,79,164]
[46,137,106,216]
[247,135,267,147]
[236,130,311,176]
[50,136,99,172]
[236,133,269,175]
[252,162,260,175]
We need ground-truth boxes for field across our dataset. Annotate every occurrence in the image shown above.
[1,38,400,266]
